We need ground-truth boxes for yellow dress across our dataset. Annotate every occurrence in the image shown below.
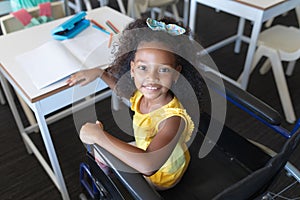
[130,90,195,188]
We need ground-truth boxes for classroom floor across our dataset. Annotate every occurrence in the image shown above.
[0,0,300,199]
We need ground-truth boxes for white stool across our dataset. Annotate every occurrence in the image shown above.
[239,25,300,123]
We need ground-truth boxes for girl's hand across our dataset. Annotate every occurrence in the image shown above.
[66,68,104,86]
[80,121,104,145]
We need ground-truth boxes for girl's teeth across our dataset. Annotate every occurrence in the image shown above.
[146,86,157,90]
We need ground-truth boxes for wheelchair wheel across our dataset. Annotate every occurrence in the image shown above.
[82,152,132,200]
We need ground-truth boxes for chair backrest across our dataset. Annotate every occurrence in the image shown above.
[0,1,65,34]
[212,129,300,200]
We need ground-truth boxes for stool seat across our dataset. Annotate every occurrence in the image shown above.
[258,25,300,60]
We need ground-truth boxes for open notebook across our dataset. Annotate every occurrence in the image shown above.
[16,27,114,90]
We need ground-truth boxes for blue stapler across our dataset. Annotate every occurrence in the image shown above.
[51,11,90,40]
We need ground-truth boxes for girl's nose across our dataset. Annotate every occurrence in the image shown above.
[146,69,159,81]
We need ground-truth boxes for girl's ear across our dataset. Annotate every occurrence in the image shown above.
[174,65,182,82]
[175,64,182,72]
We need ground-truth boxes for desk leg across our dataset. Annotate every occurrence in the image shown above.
[188,0,197,33]
[239,18,262,89]
[33,102,70,200]
[0,74,32,153]
[234,17,246,54]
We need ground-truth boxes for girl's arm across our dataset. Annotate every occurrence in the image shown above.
[80,116,185,176]
[66,67,117,91]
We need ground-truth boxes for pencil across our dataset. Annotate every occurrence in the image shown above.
[108,33,113,48]
[89,19,107,31]
[92,24,111,35]
[105,20,120,34]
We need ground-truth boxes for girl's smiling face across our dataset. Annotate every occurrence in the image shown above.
[130,41,181,101]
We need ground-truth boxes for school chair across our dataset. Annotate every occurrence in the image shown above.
[79,72,300,200]
[238,25,300,124]
[9,0,54,12]
[127,0,180,21]
[0,1,65,34]
[0,1,66,126]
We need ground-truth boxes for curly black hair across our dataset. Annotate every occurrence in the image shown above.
[106,17,205,124]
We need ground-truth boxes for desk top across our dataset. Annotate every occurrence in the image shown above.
[235,0,286,10]
[0,7,133,103]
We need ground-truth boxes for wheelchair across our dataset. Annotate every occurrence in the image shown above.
[79,71,300,200]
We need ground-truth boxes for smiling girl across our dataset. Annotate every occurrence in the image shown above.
[67,17,202,190]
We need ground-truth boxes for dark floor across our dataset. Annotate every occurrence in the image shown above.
[1,0,300,199]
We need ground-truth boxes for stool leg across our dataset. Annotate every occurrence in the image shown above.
[259,59,271,75]
[269,51,296,123]
[265,18,274,28]
[286,60,296,76]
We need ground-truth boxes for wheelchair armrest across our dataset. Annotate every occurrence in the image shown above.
[204,72,282,125]
[93,145,162,200]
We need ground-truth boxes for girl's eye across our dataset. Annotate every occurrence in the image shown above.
[137,65,147,70]
[159,67,171,73]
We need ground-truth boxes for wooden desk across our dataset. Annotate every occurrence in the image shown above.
[189,0,300,89]
[0,7,132,200]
